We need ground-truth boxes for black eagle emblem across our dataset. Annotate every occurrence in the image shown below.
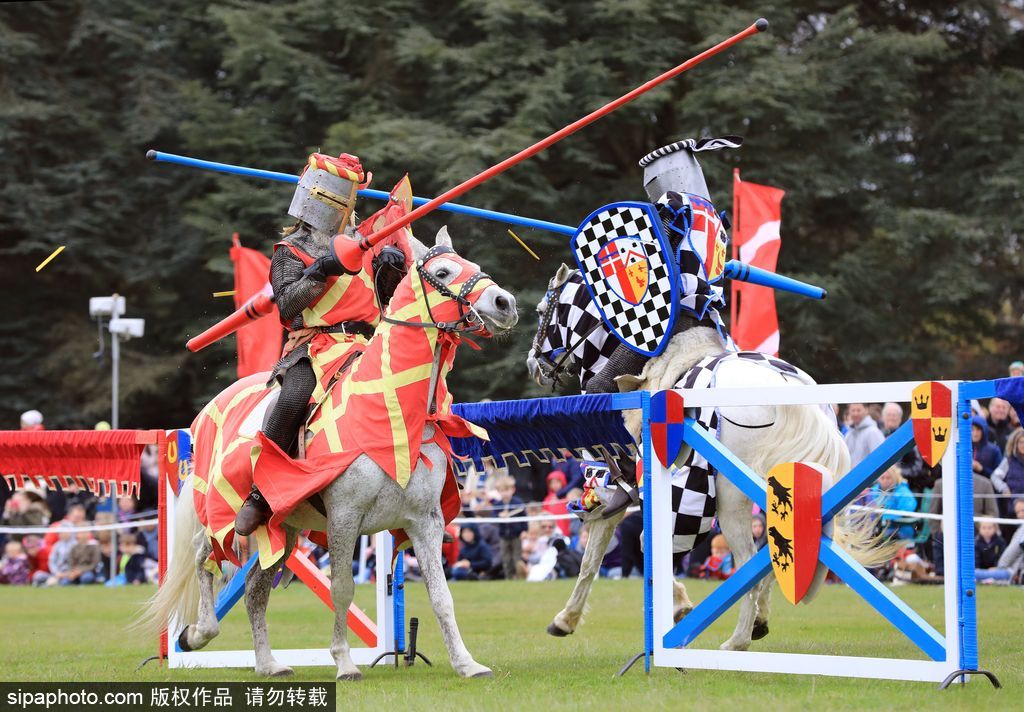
[769,526,794,572]
[767,475,793,521]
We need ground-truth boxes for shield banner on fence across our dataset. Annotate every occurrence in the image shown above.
[572,202,680,357]
[910,381,952,467]
[766,461,824,605]
[651,389,686,468]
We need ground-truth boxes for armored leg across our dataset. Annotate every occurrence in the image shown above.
[235,362,318,536]
[583,343,650,394]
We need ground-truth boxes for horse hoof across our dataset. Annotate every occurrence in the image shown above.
[258,663,294,677]
[752,621,769,640]
[547,622,572,637]
[337,671,363,682]
[470,669,494,679]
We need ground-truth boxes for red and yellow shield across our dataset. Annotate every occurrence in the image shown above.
[766,462,824,605]
[910,381,952,467]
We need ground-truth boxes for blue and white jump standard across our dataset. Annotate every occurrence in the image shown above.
[644,379,1003,687]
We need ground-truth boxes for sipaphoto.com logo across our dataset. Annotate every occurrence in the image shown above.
[6,686,143,710]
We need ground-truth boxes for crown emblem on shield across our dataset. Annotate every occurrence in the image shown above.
[911,381,952,467]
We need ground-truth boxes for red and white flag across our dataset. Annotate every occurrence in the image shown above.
[230,234,283,378]
[731,171,785,355]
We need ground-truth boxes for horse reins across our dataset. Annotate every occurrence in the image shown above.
[376,245,493,414]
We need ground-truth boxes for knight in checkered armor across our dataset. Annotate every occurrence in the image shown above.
[584,136,740,394]
[235,153,411,535]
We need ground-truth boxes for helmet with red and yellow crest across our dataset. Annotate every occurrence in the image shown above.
[288,153,367,234]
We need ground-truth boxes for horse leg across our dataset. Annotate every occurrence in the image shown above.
[672,579,694,622]
[717,479,759,651]
[324,495,363,681]
[406,512,491,678]
[548,510,625,636]
[752,576,772,640]
[244,532,296,677]
[180,536,220,651]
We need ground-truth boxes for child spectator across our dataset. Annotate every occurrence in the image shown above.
[66,529,101,585]
[0,540,30,585]
[752,512,767,549]
[971,416,1002,478]
[975,521,1006,571]
[119,534,148,585]
[542,471,570,536]
[20,534,48,584]
[869,466,917,540]
[451,525,492,581]
[491,476,527,580]
[701,534,733,580]
[44,524,76,586]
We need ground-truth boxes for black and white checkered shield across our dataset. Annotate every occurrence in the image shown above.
[571,201,680,357]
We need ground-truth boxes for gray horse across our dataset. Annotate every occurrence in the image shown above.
[141,227,517,680]
[527,264,886,652]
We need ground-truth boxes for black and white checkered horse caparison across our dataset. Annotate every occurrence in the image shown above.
[536,272,621,390]
[536,279,815,553]
[656,350,813,552]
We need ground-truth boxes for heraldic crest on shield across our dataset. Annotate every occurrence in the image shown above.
[571,201,680,357]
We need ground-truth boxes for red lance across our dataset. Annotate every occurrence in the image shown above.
[186,18,770,352]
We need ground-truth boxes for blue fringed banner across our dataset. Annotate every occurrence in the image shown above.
[450,394,636,471]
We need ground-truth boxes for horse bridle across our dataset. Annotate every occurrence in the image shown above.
[530,272,603,391]
[379,245,491,334]
[375,244,492,415]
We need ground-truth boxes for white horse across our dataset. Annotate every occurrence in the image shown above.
[140,227,518,679]
[527,264,885,651]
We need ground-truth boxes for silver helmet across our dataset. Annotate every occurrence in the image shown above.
[638,136,742,203]
[288,153,364,234]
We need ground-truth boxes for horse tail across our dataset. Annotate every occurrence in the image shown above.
[748,402,897,568]
[133,477,205,636]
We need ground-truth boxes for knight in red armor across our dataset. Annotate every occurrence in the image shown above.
[235,153,411,535]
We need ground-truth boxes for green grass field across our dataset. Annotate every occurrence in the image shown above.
[0,579,1018,710]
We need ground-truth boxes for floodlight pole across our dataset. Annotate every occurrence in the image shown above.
[110,294,122,430]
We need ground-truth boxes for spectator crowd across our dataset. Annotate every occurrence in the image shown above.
[5,361,1024,592]
[0,410,162,587]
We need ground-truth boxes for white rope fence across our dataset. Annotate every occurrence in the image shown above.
[0,518,157,535]
[846,505,1021,527]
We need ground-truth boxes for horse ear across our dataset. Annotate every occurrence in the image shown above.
[553,262,573,287]
[435,225,453,248]
[408,235,428,262]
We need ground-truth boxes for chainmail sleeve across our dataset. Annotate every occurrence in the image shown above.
[270,248,327,326]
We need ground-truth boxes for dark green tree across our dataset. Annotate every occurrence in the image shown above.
[1,0,1021,430]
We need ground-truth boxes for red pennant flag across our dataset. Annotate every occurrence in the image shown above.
[731,171,785,355]
[230,234,283,378]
